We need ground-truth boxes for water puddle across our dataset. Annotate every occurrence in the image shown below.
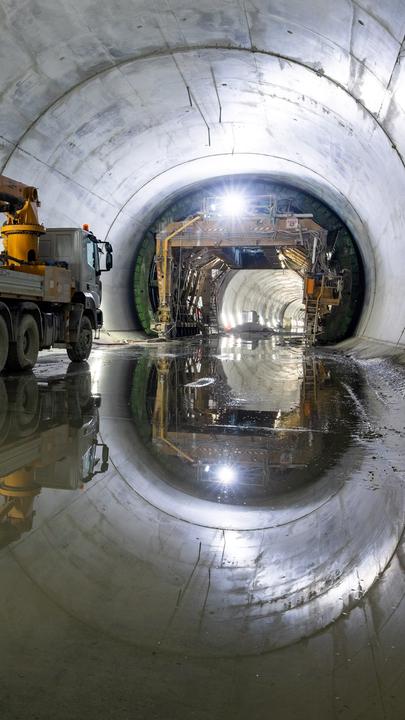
[130,335,368,506]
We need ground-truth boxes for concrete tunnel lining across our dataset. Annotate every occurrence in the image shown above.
[2,341,405,662]
[219,269,306,330]
[0,342,401,657]
[2,5,405,343]
[2,4,405,715]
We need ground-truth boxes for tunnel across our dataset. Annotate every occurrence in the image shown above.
[1,1,404,345]
[2,2,405,720]
[132,177,364,339]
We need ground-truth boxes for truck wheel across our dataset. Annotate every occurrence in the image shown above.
[7,314,39,371]
[0,315,9,373]
[67,315,93,362]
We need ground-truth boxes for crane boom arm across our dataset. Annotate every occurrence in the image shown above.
[0,174,32,201]
[0,173,39,206]
[0,174,41,225]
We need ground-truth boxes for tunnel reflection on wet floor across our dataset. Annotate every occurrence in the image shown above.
[134,336,364,506]
[1,338,405,719]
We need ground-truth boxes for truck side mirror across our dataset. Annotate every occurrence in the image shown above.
[105,251,113,271]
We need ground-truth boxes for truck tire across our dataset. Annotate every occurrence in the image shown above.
[7,313,39,371]
[67,315,93,362]
[0,315,9,373]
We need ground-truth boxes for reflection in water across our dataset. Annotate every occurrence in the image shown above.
[100,337,405,654]
[2,342,405,719]
[131,336,365,505]
[0,367,109,547]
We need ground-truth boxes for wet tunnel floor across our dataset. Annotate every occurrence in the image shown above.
[1,335,405,719]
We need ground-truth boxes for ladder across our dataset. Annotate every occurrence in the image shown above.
[210,292,219,334]
[304,276,324,345]
[303,356,318,404]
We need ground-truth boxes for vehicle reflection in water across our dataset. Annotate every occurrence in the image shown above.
[1,343,405,718]
[131,335,365,506]
[0,368,109,548]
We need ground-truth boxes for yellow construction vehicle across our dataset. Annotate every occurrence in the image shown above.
[303,272,343,343]
[0,175,113,371]
[150,193,343,342]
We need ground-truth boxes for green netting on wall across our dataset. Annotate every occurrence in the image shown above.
[132,177,364,341]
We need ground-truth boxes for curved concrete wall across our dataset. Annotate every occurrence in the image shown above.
[4,345,405,719]
[220,269,305,330]
[3,9,405,716]
[1,1,405,342]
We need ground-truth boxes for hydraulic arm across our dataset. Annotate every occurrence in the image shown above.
[0,175,45,266]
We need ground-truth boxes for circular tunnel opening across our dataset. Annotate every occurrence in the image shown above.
[133,176,364,344]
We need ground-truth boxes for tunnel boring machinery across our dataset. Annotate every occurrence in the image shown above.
[151,195,343,343]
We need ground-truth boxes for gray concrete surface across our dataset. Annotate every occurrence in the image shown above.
[0,1,405,343]
[1,340,405,719]
[1,3,405,718]
[220,269,304,330]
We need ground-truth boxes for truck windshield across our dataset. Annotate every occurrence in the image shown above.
[86,240,96,268]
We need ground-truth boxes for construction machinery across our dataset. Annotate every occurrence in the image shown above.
[0,174,113,371]
[151,193,343,343]
[0,367,109,547]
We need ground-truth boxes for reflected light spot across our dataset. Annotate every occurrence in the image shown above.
[217,465,235,484]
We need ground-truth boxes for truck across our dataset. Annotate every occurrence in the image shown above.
[0,175,113,372]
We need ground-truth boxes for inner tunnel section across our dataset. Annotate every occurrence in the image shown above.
[133,177,364,344]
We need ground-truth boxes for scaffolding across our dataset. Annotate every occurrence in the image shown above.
[151,194,343,343]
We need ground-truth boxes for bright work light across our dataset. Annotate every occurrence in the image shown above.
[216,464,235,484]
[219,192,247,217]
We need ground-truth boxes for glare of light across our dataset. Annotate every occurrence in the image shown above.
[222,310,235,330]
[220,192,247,217]
[90,356,103,393]
[217,465,235,484]
[204,464,210,472]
